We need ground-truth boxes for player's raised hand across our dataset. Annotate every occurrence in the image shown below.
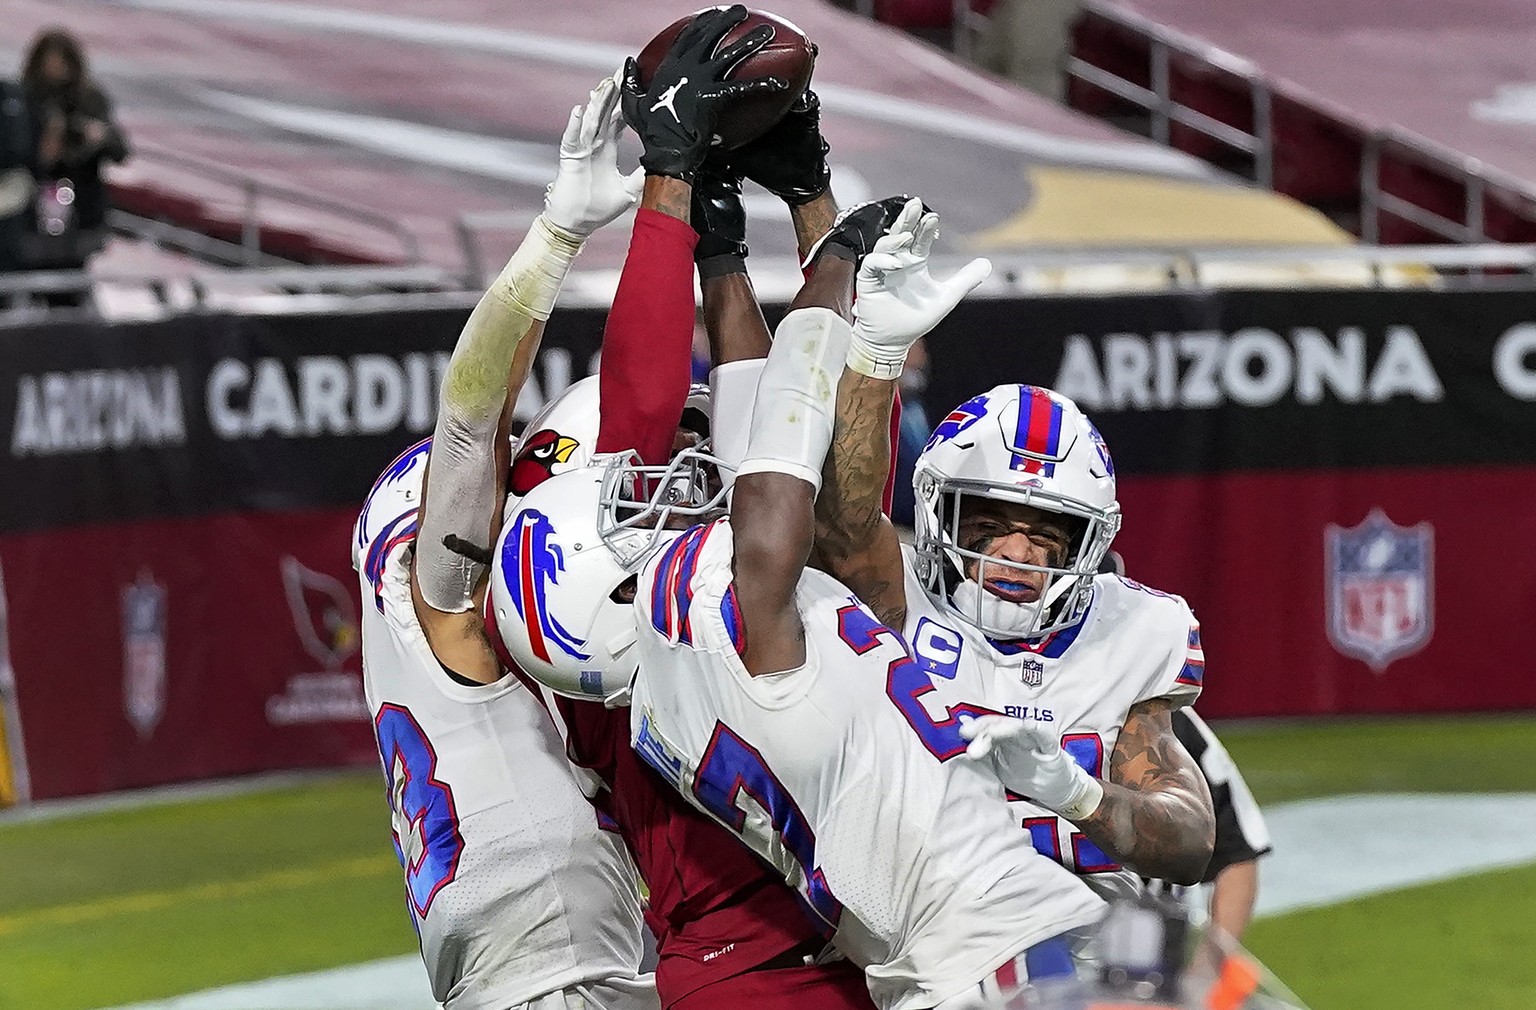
[799,194,915,270]
[620,4,788,182]
[959,714,1104,821]
[544,74,645,239]
[691,165,748,271]
[847,197,992,379]
[725,86,830,206]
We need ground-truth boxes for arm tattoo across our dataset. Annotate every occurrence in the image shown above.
[790,192,839,260]
[1074,698,1216,884]
[814,370,907,629]
[649,184,691,222]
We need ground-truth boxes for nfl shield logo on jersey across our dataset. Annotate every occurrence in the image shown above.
[122,569,168,739]
[1020,655,1045,688]
[1325,510,1434,672]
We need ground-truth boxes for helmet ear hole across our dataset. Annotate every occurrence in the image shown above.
[610,574,639,605]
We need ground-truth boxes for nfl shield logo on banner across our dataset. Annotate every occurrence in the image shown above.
[122,569,168,739]
[1325,509,1434,672]
[1020,655,1045,688]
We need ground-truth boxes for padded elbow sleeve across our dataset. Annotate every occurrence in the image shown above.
[737,308,851,493]
[708,358,767,487]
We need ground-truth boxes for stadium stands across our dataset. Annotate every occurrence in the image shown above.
[2,0,1350,285]
[1060,0,1536,243]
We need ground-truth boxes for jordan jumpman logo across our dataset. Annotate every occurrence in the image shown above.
[651,78,687,122]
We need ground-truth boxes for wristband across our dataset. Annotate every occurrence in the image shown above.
[489,215,584,322]
[697,253,748,280]
[1057,770,1105,822]
[846,329,909,381]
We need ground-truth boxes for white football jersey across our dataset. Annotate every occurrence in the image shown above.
[900,551,1203,901]
[353,439,649,1010]
[627,519,1104,1010]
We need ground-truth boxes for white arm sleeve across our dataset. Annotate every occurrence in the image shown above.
[416,216,583,613]
[736,308,851,493]
[708,358,766,487]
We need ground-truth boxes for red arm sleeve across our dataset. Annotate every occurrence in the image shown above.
[596,208,699,465]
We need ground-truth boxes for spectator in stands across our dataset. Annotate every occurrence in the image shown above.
[0,79,32,274]
[20,27,129,272]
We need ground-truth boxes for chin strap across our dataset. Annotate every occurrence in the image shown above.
[950,567,1083,640]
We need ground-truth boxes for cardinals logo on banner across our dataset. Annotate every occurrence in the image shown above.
[282,556,360,669]
[1325,509,1435,671]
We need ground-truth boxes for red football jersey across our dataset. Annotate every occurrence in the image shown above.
[554,695,833,1005]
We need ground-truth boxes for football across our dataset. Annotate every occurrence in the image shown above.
[635,8,815,150]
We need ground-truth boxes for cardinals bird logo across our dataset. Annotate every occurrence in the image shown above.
[510,429,581,497]
[500,508,590,664]
[282,556,360,669]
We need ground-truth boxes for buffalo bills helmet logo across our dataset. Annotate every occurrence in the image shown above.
[510,429,581,497]
[924,393,990,452]
[1086,420,1115,478]
[500,508,590,663]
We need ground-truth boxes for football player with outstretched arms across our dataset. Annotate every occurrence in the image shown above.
[812,245,1217,892]
[351,77,659,1010]
[491,11,877,1009]
[491,201,1107,1010]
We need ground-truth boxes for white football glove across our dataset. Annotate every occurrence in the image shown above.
[960,714,1104,821]
[847,197,992,380]
[543,72,645,240]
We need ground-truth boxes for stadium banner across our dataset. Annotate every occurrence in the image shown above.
[2,287,1535,796]
[0,305,604,800]
[922,287,1536,719]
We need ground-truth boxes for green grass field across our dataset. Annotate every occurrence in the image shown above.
[1,715,1533,1010]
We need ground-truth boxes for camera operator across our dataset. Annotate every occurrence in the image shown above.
[21,27,129,274]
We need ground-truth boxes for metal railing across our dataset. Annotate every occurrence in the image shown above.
[956,0,1536,245]
[7,242,1536,325]
[1055,1,1275,183]
[0,263,461,320]
[121,141,424,265]
[454,209,541,289]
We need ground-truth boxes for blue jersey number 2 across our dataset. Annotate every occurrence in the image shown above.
[374,703,466,918]
[836,602,995,761]
[693,722,843,929]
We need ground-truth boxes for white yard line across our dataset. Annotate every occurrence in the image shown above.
[0,768,370,825]
[93,792,1536,1010]
[98,956,436,1010]
[1254,792,1536,917]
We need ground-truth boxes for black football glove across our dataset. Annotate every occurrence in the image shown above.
[620,5,788,182]
[691,166,748,277]
[726,86,831,206]
[802,195,929,269]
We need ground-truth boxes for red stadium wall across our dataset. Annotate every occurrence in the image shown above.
[2,508,370,799]
[1114,467,1536,717]
[0,306,606,801]
[2,290,1533,800]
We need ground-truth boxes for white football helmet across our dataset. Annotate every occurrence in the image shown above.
[491,448,730,704]
[507,375,712,520]
[913,384,1121,641]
